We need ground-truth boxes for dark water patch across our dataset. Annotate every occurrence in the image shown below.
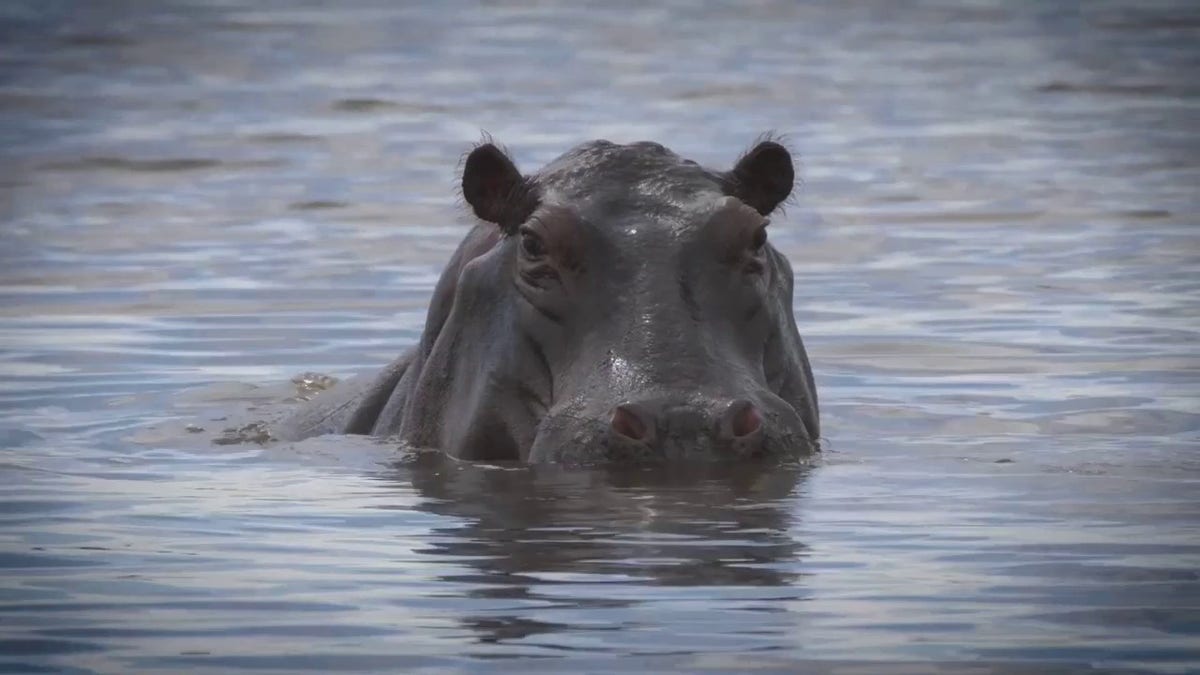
[214,19,313,33]
[140,653,461,672]
[0,428,45,448]
[0,552,101,570]
[0,500,79,517]
[38,156,288,173]
[37,623,399,639]
[0,93,63,113]
[975,645,1200,664]
[40,157,222,173]
[0,663,92,674]
[1091,11,1200,32]
[1119,209,1173,219]
[331,98,399,112]
[55,32,136,48]
[0,639,103,655]
[1028,608,1200,635]
[995,563,1200,584]
[674,84,773,102]
[1036,81,1175,96]
[330,98,452,114]
[242,132,325,144]
[289,200,348,211]
[0,599,357,614]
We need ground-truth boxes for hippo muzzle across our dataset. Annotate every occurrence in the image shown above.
[529,389,813,464]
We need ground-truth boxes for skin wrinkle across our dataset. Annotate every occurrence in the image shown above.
[280,138,819,462]
[513,278,564,323]
[521,332,554,411]
[678,271,702,323]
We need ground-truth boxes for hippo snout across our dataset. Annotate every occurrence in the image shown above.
[609,398,765,457]
[528,393,807,464]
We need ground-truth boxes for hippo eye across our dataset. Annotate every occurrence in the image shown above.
[519,228,546,258]
[751,223,768,252]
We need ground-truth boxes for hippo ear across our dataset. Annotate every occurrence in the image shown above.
[725,140,794,215]
[462,143,537,233]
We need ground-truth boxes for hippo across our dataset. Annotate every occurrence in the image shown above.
[280,137,819,462]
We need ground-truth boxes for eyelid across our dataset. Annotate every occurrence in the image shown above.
[751,222,768,249]
[519,226,556,268]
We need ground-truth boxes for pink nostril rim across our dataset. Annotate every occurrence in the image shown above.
[611,405,649,441]
[731,402,763,438]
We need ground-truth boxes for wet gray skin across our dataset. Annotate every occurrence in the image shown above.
[280,138,819,462]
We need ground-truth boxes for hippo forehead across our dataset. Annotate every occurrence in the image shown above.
[532,140,729,223]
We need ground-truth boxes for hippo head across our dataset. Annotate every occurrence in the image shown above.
[450,138,819,463]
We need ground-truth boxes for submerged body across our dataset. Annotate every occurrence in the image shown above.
[281,138,819,462]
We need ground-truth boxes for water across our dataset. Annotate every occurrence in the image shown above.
[2,1,1198,672]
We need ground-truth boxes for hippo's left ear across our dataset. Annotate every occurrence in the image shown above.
[462,142,538,234]
[724,140,794,215]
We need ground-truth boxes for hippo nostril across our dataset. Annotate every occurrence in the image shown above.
[722,400,763,439]
[611,404,651,442]
[734,405,762,437]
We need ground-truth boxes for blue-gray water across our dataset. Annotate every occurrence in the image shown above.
[2,1,1198,673]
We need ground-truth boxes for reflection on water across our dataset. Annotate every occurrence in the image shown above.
[398,458,811,647]
[1,0,1198,672]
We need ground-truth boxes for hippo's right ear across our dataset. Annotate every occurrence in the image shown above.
[462,143,538,234]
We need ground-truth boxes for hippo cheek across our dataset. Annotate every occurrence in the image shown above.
[750,393,817,458]
[526,413,607,464]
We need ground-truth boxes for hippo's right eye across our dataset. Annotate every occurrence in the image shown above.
[519,228,547,258]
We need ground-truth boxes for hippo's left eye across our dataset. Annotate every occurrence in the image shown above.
[751,223,768,252]
[519,228,547,258]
